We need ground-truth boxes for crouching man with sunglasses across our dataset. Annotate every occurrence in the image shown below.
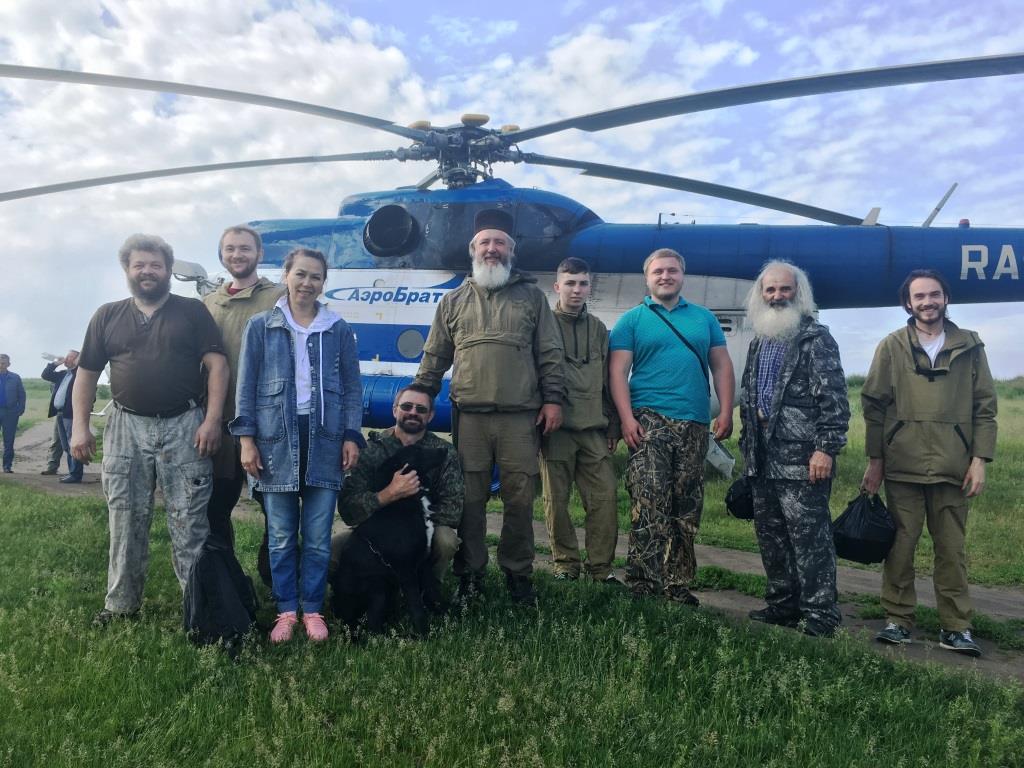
[862,269,998,657]
[331,384,464,601]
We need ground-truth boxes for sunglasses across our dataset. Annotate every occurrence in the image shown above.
[397,402,430,414]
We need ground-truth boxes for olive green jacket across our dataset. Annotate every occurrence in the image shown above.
[862,319,997,485]
[415,271,565,412]
[553,303,620,439]
[203,277,284,420]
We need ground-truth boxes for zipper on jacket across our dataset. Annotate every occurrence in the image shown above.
[885,420,905,445]
[953,424,970,453]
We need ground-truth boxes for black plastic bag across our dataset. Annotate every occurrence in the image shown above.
[832,493,897,564]
[725,476,754,520]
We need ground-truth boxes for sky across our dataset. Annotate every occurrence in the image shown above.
[1,0,1022,379]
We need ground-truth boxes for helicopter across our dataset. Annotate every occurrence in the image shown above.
[2,54,1023,433]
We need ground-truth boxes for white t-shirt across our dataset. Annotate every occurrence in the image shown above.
[921,332,946,366]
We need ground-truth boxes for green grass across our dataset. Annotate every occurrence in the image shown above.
[2,482,1024,767]
[525,381,1024,587]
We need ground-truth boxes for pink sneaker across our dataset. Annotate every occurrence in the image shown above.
[269,611,298,644]
[302,612,329,642]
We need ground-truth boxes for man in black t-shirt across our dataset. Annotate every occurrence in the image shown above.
[72,234,228,627]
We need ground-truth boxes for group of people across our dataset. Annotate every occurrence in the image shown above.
[7,206,995,656]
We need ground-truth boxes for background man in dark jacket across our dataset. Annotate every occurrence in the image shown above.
[0,353,27,473]
[41,350,83,483]
[862,269,997,657]
[738,261,849,637]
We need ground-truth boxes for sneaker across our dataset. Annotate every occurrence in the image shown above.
[59,474,82,484]
[602,574,625,587]
[506,574,538,606]
[748,606,800,628]
[269,611,298,644]
[875,622,913,645]
[553,571,578,581]
[801,618,837,638]
[939,629,982,658]
[302,613,329,643]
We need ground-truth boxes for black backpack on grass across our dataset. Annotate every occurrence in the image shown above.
[183,536,258,655]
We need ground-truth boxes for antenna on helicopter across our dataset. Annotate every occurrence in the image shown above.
[922,182,959,227]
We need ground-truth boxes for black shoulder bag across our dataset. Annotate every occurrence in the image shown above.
[645,303,710,395]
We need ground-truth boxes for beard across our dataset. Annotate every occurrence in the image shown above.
[398,414,427,435]
[128,273,172,302]
[750,300,803,340]
[226,260,258,280]
[472,259,512,290]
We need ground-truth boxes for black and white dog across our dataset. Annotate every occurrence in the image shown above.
[331,443,448,637]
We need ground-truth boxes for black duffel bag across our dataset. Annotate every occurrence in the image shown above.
[832,492,897,564]
[183,536,258,656]
[725,476,755,520]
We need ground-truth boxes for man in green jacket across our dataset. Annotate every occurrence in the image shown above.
[862,269,997,657]
[415,208,565,605]
[202,225,284,552]
[333,384,463,596]
[541,257,621,583]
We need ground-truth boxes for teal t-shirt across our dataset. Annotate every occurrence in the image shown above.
[609,296,726,423]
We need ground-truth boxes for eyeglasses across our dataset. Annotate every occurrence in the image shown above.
[397,402,430,414]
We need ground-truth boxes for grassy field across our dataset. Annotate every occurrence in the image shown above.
[0,481,1022,767]
[17,379,111,434]
[524,380,1024,587]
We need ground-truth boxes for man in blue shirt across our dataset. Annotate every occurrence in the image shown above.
[609,249,734,604]
[0,354,27,473]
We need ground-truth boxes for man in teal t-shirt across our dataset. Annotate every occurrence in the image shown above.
[609,248,734,604]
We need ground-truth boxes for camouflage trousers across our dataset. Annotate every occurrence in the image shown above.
[100,405,212,614]
[625,409,705,598]
[752,477,840,628]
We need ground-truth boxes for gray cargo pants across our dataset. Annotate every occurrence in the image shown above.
[101,405,212,614]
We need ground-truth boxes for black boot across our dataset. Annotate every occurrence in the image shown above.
[456,573,485,604]
[506,574,537,606]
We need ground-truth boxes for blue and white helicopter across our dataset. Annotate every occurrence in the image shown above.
[2,55,1023,434]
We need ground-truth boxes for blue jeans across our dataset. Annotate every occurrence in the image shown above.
[262,415,338,614]
[56,416,82,479]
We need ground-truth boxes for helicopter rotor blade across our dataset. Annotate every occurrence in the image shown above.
[0,64,428,141]
[0,151,402,202]
[522,153,863,225]
[508,53,1024,142]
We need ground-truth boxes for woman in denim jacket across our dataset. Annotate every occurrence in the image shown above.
[231,248,364,643]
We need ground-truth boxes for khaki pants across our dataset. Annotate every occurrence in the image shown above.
[456,410,539,578]
[881,479,972,631]
[540,428,618,579]
[101,406,212,613]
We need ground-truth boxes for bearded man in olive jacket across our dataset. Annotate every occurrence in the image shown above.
[863,269,997,657]
[738,261,849,637]
[414,208,565,605]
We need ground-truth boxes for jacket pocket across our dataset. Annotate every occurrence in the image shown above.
[317,382,345,440]
[256,380,286,442]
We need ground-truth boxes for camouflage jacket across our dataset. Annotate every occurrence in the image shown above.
[337,429,464,529]
[739,317,849,480]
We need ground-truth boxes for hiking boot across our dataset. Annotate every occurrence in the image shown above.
[269,611,298,644]
[939,629,982,658]
[41,468,58,476]
[92,608,137,627]
[456,574,485,604]
[876,622,913,645]
[664,587,700,607]
[748,606,800,628]
[506,574,538,606]
[302,613,329,643]
[801,618,836,638]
